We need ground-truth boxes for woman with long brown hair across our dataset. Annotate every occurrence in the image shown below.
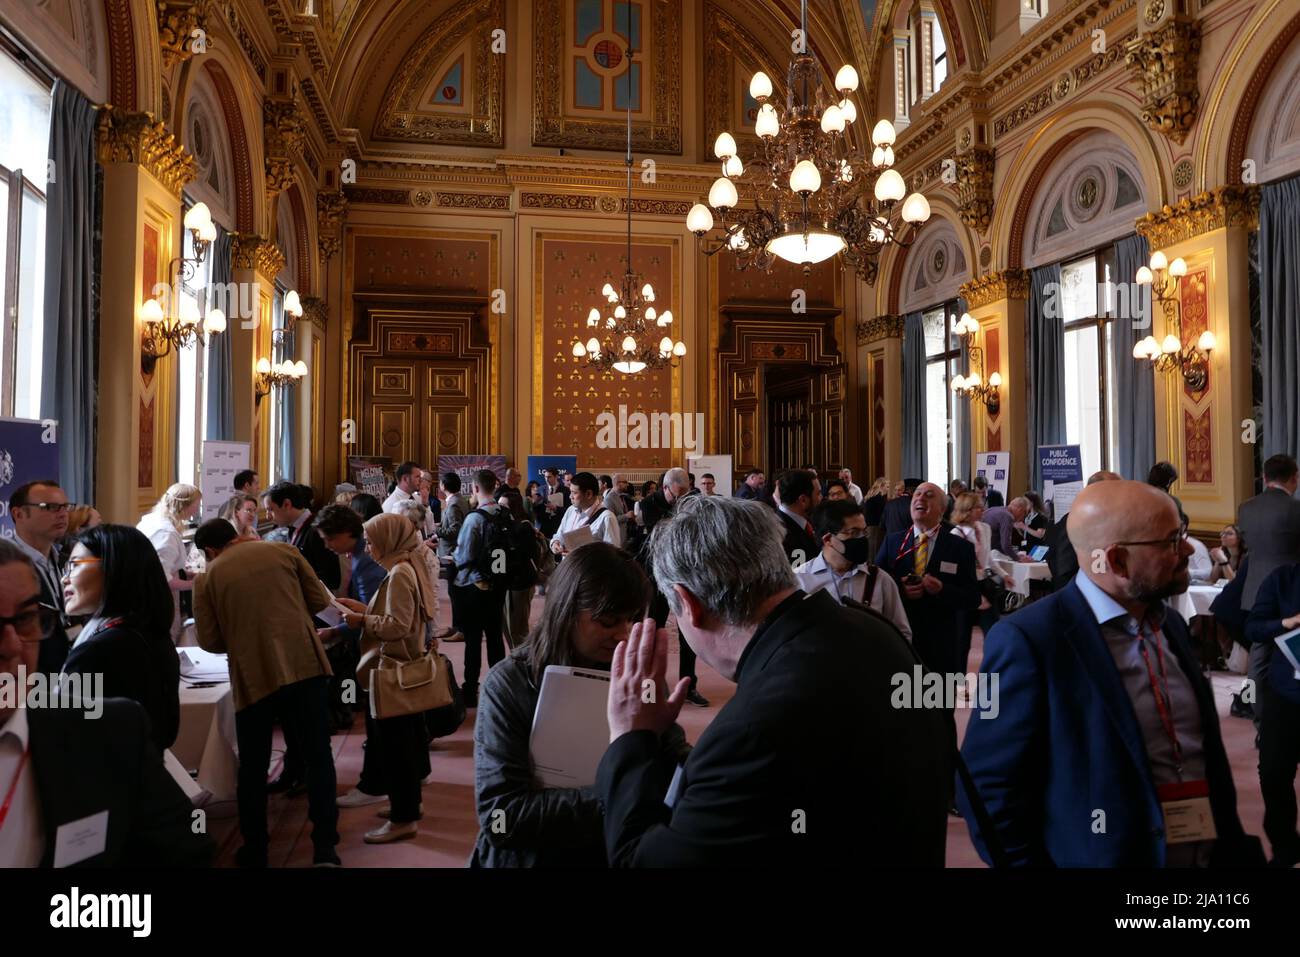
[337,513,438,844]
[470,541,689,867]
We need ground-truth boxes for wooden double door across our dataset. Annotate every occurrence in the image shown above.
[349,296,494,469]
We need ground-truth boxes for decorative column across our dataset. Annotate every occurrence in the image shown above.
[856,314,905,483]
[959,269,1029,492]
[299,297,328,487]
[1134,185,1259,527]
[94,107,196,523]
[316,190,347,262]
[230,234,286,482]
[155,0,210,70]
[1125,5,1201,145]
[956,145,995,235]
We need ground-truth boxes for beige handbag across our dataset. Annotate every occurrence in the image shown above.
[369,646,452,719]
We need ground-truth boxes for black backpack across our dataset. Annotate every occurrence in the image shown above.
[475,508,541,591]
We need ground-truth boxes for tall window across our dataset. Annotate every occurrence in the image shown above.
[176,212,214,486]
[0,48,51,418]
[1060,247,1121,477]
[932,17,948,89]
[269,286,285,484]
[923,302,961,489]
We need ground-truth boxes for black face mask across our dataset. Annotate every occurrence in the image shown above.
[837,536,872,566]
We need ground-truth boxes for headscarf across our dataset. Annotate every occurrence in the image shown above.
[362,513,437,620]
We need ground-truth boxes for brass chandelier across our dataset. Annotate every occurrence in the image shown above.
[571,10,686,375]
[1130,250,1215,391]
[684,0,930,280]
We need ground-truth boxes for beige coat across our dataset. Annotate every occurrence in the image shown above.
[194,541,335,712]
[358,561,427,684]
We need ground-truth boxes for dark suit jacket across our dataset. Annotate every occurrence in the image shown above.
[537,484,571,537]
[777,508,819,566]
[61,621,181,751]
[1245,563,1300,706]
[1237,487,1300,608]
[596,590,952,866]
[28,700,214,867]
[863,493,887,528]
[882,496,913,536]
[986,490,1005,507]
[958,580,1255,867]
[875,525,979,673]
[1045,514,1075,590]
[291,510,341,590]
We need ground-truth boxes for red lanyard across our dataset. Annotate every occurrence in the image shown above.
[1137,625,1184,774]
[896,527,922,564]
[0,746,30,834]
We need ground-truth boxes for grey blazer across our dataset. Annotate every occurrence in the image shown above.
[1238,486,1300,608]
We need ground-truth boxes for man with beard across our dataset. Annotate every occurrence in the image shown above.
[957,480,1262,867]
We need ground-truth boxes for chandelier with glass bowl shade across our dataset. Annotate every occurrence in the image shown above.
[571,13,686,375]
[684,0,930,281]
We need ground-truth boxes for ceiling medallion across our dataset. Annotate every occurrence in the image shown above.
[684,0,930,283]
[571,9,686,376]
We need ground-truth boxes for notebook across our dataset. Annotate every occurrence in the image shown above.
[529,665,611,788]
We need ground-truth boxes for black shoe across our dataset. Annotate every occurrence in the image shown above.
[686,689,710,707]
[949,804,963,818]
[235,845,268,868]
[267,774,307,796]
[312,847,342,867]
[1230,692,1255,720]
[463,686,478,709]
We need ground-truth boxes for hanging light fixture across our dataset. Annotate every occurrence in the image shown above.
[139,202,226,373]
[950,312,1002,415]
[254,356,308,405]
[1130,251,1213,391]
[684,0,929,280]
[571,7,685,374]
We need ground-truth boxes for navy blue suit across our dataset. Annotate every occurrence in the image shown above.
[958,579,1256,867]
[875,524,979,674]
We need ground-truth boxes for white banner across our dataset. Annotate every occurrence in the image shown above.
[687,455,733,497]
[973,451,1010,502]
[200,441,251,521]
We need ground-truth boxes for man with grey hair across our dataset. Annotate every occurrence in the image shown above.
[595,496,952,866]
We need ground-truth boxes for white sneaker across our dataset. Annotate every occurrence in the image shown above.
[336,788,387,808]
[364,820,419,844]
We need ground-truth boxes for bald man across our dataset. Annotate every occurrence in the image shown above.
[958,480,1261,868]
[1045,470,1122,590]
[875,482,979,676]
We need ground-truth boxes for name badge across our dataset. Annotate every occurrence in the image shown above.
[939,561,958,575]
[53,810,109,867]
[1157,780,1217,844]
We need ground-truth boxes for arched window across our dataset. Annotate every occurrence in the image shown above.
[892,2,954,126]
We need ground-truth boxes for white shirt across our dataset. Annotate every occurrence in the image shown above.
[952,522,994,575]
[1188,536,1213,583]
[382,486,417,515]
[13,533,62,612]
[553,500,622,550]
[845,482,864,504]
[136,511,187,579]
[794,553,912,640]
[0,708,43,867]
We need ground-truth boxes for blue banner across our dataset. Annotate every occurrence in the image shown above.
[525,456,578,488]
[1038,445,1083,484]
[0,418,61,540]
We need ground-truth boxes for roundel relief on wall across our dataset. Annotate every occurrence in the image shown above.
[931,245,946,277]
[1069,167,1105,222]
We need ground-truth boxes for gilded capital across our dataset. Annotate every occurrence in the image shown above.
[857,314,906,344]
[95,106,197,198]
[156,0,210,70]
[956,146,995,234]
[1125,18,1201,145]
[301,296,327,331]
[264,99,305,198]
[960,269,1029,309]
[316,190,348,261]
[230,233,286,282]
[1134,185,1260,249]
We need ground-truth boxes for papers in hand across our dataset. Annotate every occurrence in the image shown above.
[560,524,597,552]
[1274,627,1300,681]
[314,582,352,627]
[547,492,565,509]
[177,647,229,683]
[530,665,611,788]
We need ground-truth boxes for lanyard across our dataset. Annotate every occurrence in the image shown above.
[895,527,922,564]
[1137,625,1184,775]
[0,746,30,834]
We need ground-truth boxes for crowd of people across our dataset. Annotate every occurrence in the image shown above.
[3,449,1299,869]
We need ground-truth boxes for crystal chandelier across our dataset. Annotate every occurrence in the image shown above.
[571,12,686,375]
[684,0,930,281]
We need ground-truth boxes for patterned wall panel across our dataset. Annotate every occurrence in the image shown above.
[1178,268,1212,483]
[533,232,680,468]
[352,235,492,293]
[984,326,1002,450]
[870,351,885,479]
[717,256,838,306]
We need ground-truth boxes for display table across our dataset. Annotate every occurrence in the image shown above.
[992,557,1052,597]
[172,681,238,801]
[1169,583,1224,622]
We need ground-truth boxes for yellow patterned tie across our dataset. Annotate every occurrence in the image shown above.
[914,532,929,576]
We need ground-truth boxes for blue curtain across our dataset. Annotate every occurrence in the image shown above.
[1027,263,1065,490]
[902,311,927,480]
[1260,176,1300,460]
[40,83,98,504]
[954,297,970,484]
[1112,234,1156,481]
[205,225,234,440]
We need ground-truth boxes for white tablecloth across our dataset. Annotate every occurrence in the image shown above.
[992,558,1052,596]
[1168,583,1225,622]
[171,681,238,800]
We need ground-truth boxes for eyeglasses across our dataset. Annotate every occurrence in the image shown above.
[1,603,60,642]
[836,528,867,540]
[1113,529,1190,551]
[61,557,102,579]
[21,502,72,513]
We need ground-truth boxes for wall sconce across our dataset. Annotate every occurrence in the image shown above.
[950,312,1002,416]
[1131,251,1213,392]
[139,202,224,374]
[255,357,308,405]
[273,289,304,345]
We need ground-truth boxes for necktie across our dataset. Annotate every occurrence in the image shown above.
[804,521,815,538]
[914,531,929,576]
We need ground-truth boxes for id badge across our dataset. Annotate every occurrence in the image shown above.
[1157,780,1217,844]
